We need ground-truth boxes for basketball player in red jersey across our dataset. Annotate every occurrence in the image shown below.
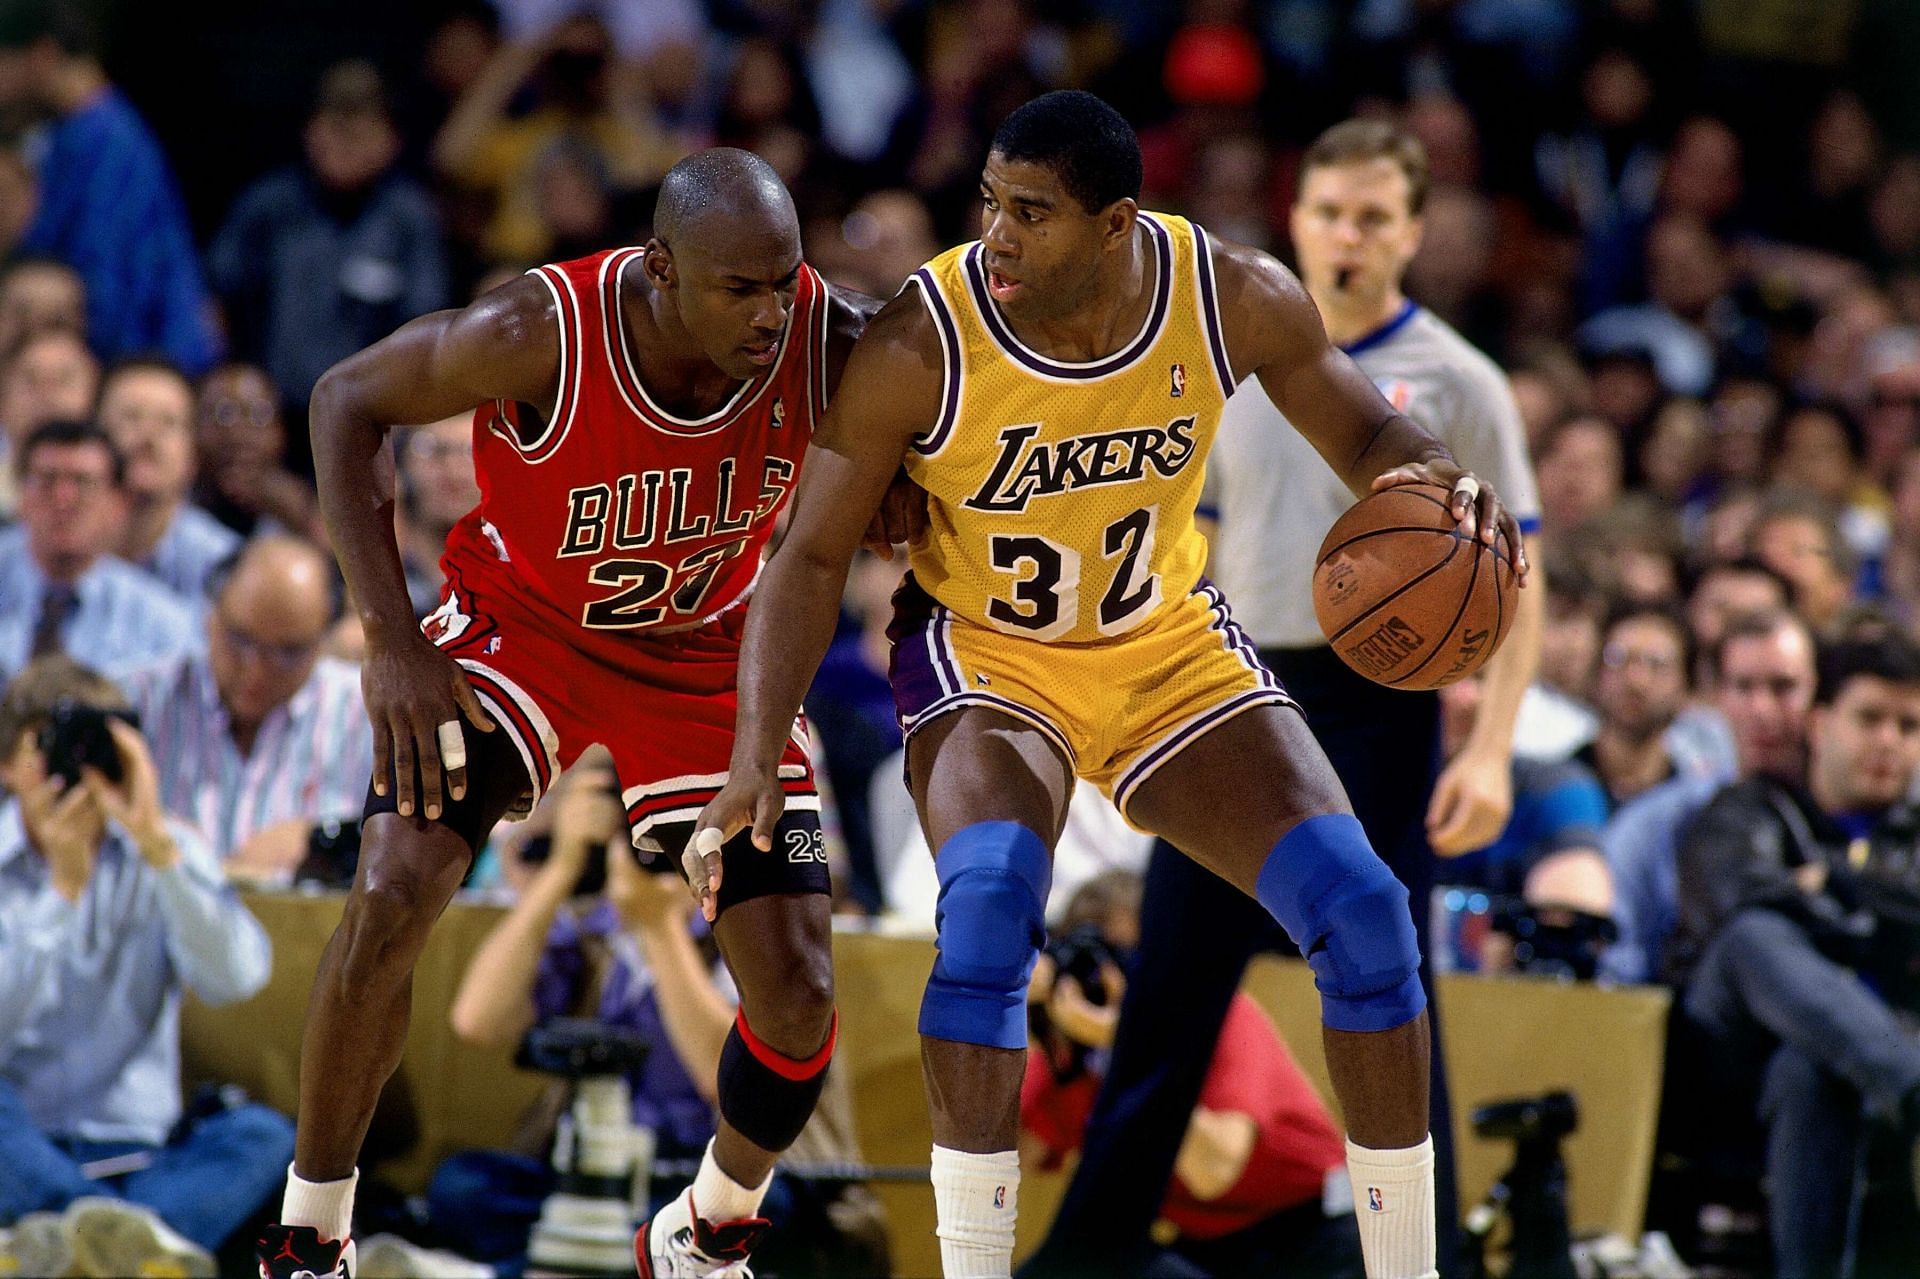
[255,150,883,1279]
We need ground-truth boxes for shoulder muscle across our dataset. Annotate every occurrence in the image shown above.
[824,285,887,398]
[814,284,945,457]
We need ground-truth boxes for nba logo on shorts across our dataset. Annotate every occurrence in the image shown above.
[993,1185,1006,1209]
[1170,363,1186,398]
[1367,1187,1385,1212]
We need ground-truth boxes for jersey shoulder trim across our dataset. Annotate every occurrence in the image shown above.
[598,249,809,438]
[1189,222,1237,396]
[489,263,587,463]
[959,214,1172,383]
[906,267,964,458]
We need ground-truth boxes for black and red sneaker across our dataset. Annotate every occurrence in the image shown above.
[256,1224,355,1279]
[634,1188,769,1278]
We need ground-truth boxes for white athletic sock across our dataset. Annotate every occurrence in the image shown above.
[1346,1136,1438,1279]
[281,1166,359,1243]
[930,1145,1019,1278]
[692,1139,772,1222]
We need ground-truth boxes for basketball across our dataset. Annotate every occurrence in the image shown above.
[1312,481,1519,690]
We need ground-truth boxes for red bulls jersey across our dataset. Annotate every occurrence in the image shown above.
[441,247,827,666]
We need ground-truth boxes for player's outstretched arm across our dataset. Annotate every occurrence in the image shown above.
[1209,238,1528,582]
[684,291,942,918]
[309,278,560,821]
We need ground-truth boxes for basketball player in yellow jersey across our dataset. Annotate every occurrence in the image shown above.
[696,92,1527,1279]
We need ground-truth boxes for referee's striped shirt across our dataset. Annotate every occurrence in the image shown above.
[119,651,372,861]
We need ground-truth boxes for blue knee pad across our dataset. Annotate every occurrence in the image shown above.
[919,821,1052,1050]
[1255,813,1425,1033]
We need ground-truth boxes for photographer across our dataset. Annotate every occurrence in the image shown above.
[1669,634,1920,1276]
[1020,873,1361,1279]
[0,656,288,1277]
[433,751,888,1274]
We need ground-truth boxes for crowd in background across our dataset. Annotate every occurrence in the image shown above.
[5,0,1920,1274]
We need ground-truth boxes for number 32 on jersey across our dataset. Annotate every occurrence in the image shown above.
[988,505,1161,641]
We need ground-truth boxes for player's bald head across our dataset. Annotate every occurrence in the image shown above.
[653,147,797,256]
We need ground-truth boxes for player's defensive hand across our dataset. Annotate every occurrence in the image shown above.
[1371,459,1529,585]
[860,469,929,561]
[363,630,495,822]
[683,769,786,922]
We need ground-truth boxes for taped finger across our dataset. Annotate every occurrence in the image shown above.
[437,720,467,771]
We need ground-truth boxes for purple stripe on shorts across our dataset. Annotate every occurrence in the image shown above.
[886,574,954,728]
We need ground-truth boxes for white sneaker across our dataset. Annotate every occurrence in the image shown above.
[65,1198,215,1279]
[0,1212,76,1278]
[356,1234,493,1278]
[634,1188,768,1279]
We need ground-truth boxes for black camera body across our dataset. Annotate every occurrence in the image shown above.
[1490,898,1617,981]
[1028,923,1124,1083]
[37,699,137,788]
[516,1017,651,1079]
[1472,1090,1579,1143]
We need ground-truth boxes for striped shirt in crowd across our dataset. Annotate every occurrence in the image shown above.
[0,527,200,684]
[118,650,373,861]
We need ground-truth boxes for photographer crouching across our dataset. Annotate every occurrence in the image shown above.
[430,749,889,1276]
[1020,873,1363,1279]
[0,656,290,1277]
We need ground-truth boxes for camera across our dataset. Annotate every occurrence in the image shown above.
[1491,898,1618,982]
[1028,923,1124,1083]
[520,834,610,898]
[299,818,364,889]
[517,1020,655,1274]
[1464,1092,1581,1279]
[37,699,137,788]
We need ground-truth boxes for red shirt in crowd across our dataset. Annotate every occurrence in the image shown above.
[1020,992,1347,1240]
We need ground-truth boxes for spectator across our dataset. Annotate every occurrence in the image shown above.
[394,415,479,619]
[435,754,891,1276]
[120,536,368,878]
[0,325,97,519]
[1750,489,1857,633]
[0,421,196,683]
[1683,557,1794,688]
[193,364,323,541]
[431,14,681,265]
[1514,563,1607,760]
[1020,873,1362,1278]
[97,358,238,602]
[1533,414,1623,542]
[209,61,449,413]
[1666,635,1920,1275]
[0,146,34,257]
[1580,215,1738,398]
[1769,400,1887,560]
[0,0,220,372]
[1603,608,1818,985]
[0,256,84,358]
[0,656,288,1274]
[1573,602,1694,809]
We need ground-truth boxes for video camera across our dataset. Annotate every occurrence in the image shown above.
[1464,1091,1580,1279]
[517,1019,655,1275]
[1491,898,1617,982]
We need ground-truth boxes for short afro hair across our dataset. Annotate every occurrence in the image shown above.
[989,91,1142,215]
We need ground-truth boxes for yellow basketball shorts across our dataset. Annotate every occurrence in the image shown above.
[887,574,1300,821]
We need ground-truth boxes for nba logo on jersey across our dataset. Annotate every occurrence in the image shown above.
[1367,1187,1386,1212]
[1170,362,1186,398]
[771,396,786,430]
[1373,377,1413,412]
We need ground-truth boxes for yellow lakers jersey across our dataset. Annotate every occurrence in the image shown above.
[903,212,1235,644]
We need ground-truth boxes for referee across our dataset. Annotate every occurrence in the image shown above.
[1025,120,1544,1278]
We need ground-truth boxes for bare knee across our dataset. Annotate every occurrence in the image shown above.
[331,834,462,989]
[740,939,835,1057]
